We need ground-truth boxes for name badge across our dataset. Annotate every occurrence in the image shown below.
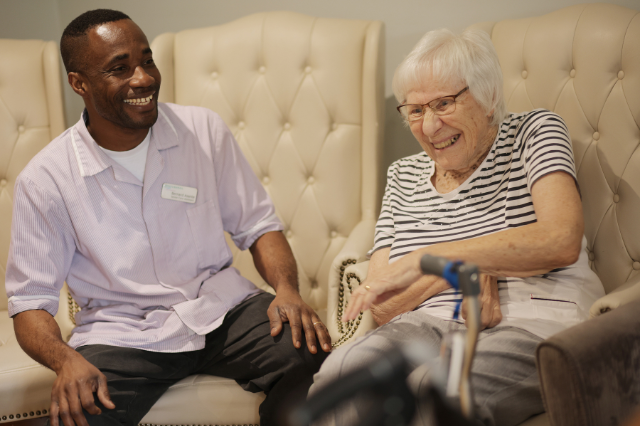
[161,183,197,204]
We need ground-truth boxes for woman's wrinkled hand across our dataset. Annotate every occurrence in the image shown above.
[461,274,502,330]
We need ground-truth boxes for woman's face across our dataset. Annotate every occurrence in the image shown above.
[406,78,496,173]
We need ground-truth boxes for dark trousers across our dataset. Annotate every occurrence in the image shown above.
[62,293,327,426]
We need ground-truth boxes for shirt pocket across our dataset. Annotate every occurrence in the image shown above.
[530,296,581,324]
[186,200,231,271]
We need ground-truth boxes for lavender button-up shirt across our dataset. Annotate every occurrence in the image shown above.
[6,103,283,352]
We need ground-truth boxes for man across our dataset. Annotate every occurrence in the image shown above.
[5,9,330,426]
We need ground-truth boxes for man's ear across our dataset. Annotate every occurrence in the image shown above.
[68,72,88,96]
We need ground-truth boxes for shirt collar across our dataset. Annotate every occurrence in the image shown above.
[70,103,178,177]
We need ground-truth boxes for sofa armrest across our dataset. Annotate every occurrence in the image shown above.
[54,283,76,342]
[589,277,640,318]
[327,220,378,347]
[536,298,640,426]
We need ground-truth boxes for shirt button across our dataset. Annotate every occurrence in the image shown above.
[262,176,270,185]
[284,122,291,130]
[307,176,315,184]
[238,121,246,130]
[18,125,25,133]
[633,261,640,270]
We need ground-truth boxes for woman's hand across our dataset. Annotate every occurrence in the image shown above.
[461,274,502,330]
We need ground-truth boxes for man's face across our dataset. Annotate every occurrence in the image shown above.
[80,19,161,130]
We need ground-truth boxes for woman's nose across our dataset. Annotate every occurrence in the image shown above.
[421,110,443,137]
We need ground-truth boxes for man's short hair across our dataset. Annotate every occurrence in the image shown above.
[61,9,131,73]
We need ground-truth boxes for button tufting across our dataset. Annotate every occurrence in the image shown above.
[618,70,624,80]
[18,125,25,133]
[259,66,266,74]
[310,279,318,288]
[305,66,312,74]
[286,230,293,238]
[521,70,528,79]
[332,123,338,131]
[238,121,245,129]
[633,261,640,271]
[593,132,600,141]
[211,71,218,79]
[262,176,270,185]
[307,176,315,184]
[613,194,620,203]
[0,179,7,187]
[570,69,576,78]
[331,231,338,238]
[588,252,595,261]
[284,122,291,130]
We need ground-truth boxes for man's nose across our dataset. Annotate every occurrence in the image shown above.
[130,66,154,87]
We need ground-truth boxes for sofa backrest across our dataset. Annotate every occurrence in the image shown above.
[471,4,640,294]
[151,12,385,318]
[0,39,66,311]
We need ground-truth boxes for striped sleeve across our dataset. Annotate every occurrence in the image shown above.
[5,176,76,318]
[520,111,577,192]
[369,164,398,257]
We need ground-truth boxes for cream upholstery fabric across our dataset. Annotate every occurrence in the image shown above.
[0,39,66,423]
[332,4,640,426]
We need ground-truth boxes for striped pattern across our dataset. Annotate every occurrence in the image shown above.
[371,110,602,337]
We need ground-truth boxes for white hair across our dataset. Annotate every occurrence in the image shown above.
[392,28,507,127]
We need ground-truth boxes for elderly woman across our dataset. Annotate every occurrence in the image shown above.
[310,29,604,426]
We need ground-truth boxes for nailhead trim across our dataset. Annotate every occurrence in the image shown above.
[68,293,81,325]
[138,424,259,426]
[332,259,364,349]
[1,408,47,422]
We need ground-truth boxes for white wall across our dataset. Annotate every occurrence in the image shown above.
[2,0,639,170]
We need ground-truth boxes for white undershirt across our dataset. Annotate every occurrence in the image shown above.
[99,130,151,183]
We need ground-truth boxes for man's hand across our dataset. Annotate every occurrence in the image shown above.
[461,274,502,330]
[13,310,115,426]
[250,231,332,353]
[267,286,332,353]
[50,352,115,426]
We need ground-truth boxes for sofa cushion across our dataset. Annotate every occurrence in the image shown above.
[0,313,55,423]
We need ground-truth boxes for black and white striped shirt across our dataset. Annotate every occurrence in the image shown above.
[371,109,603,338]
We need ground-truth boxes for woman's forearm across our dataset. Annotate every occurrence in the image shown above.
[371,275,449,325]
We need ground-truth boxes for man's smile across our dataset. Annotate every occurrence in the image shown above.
[124,94,154,106]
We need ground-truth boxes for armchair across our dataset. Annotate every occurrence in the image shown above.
[332,3,640,426]
[145,11,386,425]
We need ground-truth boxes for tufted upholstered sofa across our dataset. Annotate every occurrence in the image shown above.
[335,3,640,426]
[0,38,68,423]
[0,11,386,426]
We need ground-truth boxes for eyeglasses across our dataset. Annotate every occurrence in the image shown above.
[397,86,469,122]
